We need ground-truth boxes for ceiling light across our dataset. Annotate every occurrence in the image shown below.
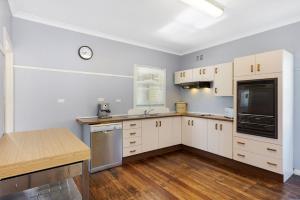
[180,0,224,18]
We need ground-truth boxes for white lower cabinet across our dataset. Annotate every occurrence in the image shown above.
[207,120,233,159]
[141,119,159,152]
[182,117,208,151]
[233,137,283,174]
[159,117,182,148]
[141,117,181,153]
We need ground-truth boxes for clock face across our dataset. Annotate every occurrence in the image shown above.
[78,46,93,60]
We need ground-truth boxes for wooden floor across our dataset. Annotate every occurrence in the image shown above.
[75,151,300,200]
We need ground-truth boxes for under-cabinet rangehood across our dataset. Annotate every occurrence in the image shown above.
[180,82,212,89]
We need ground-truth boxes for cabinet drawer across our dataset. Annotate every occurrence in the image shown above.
[123,120,141,129]
[234,137,282,159]
[123,145,142,157]
[123,128,141,138]
[234,149,282,174]
[123,137,141,147]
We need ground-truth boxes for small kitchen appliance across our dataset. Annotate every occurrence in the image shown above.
[224,107,233,118]
[97,103,111,118]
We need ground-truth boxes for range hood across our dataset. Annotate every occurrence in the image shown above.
[180,82,212,89]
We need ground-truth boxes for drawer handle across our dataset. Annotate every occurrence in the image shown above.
[257,64,261,72]
[267,162,277,166]
[199,69,202,75]
[188,120,190,126]
[267,148,277,152]
[130,141,136,144]
[237,141,245,145]
[130,150,136,153]
[130,124,136,126]
[251,65,254,72]
[220,124,223,131]
[203,69,206,74]
[237,153,245,158]
[215,123,218,130]
[215,68,218,74]
[130,132,136,136]
[191,120,194,126]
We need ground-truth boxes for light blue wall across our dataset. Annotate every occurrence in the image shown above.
[0,0,12,136]
[12,18,181,138]
[180,21,300,169]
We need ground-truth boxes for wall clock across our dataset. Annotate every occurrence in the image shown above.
[78,46,93,60]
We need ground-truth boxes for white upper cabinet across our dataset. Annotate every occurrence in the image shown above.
[174,69,193,84]
[193,66,214,82]
[234,50,285,77]
[255,50,283,75]
[213,62,233,96]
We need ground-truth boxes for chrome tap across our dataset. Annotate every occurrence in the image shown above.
[144,108,154,115]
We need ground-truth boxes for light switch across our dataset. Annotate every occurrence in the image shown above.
[57,99,65,103]
[97,98,105,102]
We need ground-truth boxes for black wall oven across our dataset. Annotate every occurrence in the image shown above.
[237,79,278,139]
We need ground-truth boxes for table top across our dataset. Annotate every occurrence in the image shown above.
[0,128,90,180]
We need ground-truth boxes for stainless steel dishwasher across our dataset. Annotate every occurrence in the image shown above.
[89,123,122,173]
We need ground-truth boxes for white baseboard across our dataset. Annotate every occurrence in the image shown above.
[294,169,300,176]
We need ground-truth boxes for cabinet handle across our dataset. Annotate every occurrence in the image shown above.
[267,162,277,166]
[215,123,218,130]
[215,68,218,74]
[130,141,136,144]
[156,121,158,127]
[191,120,194,126]
[130,150,136,153]
[237,141,245,145]
[159,121,162,127]
[267,148,277,152]
[215,88,218,94]
[237,153,245,158]
[251,65,254,72]
[188,120,190,126]
[199,69,202,75]
[220,124,223,131]
[183,72,185,77]
[130,132,136,136]
[257,64,261,72]
[130,124,136,127]
[203,69,206,74]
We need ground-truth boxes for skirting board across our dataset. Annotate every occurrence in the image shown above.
[294,169,300,176]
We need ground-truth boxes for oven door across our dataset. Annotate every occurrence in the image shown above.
[237,79,277,139]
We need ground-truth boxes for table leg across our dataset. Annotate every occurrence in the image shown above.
[81,160,89,200]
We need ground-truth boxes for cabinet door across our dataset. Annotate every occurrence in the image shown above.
[255,50,283,75]
[219,121,233,159]
[171,117,182,145]
[234,55,255,77]
[207,120,219,155]
[202,66,214,81]
[213,62,233,96]
[182,117,192,146]
[181,69,193,83]
[141,119,159,152]
[192,67,203,82]
[191,118,208,150]
[174,71,182,84]
[158,117,173,148]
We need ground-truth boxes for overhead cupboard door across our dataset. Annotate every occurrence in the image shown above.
[234,55,255,77]
[255,50,283,74]
[193,67,214,82]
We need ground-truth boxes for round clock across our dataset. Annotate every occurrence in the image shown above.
[78,46,93,60]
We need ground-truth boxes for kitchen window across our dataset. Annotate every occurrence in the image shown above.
[134,65,166,108]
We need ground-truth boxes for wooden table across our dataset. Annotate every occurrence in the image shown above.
[0,128,90,199]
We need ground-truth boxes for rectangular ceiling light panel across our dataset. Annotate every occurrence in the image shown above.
[180,0,224,18]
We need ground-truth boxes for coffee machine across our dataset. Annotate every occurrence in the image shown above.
[97,103,111,118]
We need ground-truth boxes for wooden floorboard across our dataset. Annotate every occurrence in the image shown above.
[75,151,300,200]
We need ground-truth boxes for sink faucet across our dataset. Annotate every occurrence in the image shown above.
[144,109,154,115]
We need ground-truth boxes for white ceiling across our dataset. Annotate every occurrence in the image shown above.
[8,0,300,55]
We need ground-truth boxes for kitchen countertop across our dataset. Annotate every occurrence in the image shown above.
[0,128,90,180]
[76,112,233,125]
